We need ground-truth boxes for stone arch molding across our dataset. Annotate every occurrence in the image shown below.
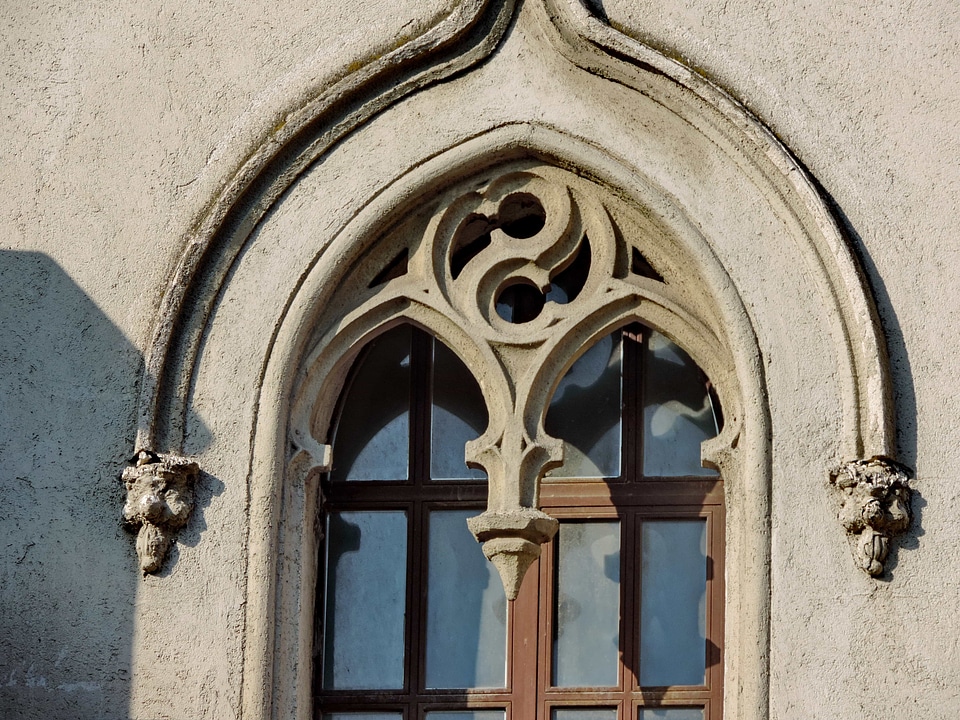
[125,1,909,719]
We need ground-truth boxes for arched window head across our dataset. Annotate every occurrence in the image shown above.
[288,160,734,720]
[291,162,738,602]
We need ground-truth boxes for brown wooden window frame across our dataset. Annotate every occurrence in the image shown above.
[314,324,724,720]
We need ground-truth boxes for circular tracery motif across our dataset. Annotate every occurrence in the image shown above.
[429,170,616,339]
[301,163,730,600]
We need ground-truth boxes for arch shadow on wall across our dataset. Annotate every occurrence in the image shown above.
[127,1,902,719]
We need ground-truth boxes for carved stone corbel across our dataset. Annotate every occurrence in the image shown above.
[122,450,200,574]
[829,456,912,576]
[467,508,559,601]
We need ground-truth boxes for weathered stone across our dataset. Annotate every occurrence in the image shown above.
[468,508,559,598]
[122,450,200,574]
[830,456,912,576]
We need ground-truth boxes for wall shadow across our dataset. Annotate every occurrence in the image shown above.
[0,251,140,718]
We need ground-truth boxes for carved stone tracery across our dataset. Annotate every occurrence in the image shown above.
[294,164,730,598]
[123,1,911,714]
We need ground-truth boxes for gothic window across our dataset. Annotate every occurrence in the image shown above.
[314,321,723,720]
[290,162,735,720]
[134,6,903,717]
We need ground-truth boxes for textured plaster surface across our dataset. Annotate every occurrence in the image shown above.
[1,0,959,718]
[0,3,452,717]
[597,1,960,715]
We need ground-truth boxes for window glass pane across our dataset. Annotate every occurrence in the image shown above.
[638,710,703,720]
[553,709,618,720]
[431,340,488,481]
[546,333,622,479]
[639,520,707,687]
[642,331,717,477]
[426,510,507,689]
[332,325,411,481]
[553,521,620,687]
[425,712,505,720]
[324,714,403,720]
[323,511,407,689]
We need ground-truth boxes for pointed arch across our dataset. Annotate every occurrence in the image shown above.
[130,4,897,719]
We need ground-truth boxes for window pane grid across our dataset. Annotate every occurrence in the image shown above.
[424,509,508,690]
[638,520,708,688]
[321,510,410,691]
[318,325,723,720]
[545,333,624,480]
[330,325,413,483]
[551,521,622,688]
[550,705,620,720]
[430,340,489,481]
[542,325,718,486]
[637,707,707,720]
[537,507,721,707]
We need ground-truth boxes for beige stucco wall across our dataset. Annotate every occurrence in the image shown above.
[597,2,960,714]
[1,1,957,718]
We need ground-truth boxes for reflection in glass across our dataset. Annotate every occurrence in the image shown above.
[638,710,703,720]
[553,521,620,687]
[431,340,488,481]
[496,281,546,324]
[639,520,707,687]
[553,709,617,720]
[426,712,506,720]
[324,715,404,720]
[544,237,591,306]
[323,511,407,689]
[426,510,506,688]
[546,334,622,479]
[332,325,411,481]
[642,331,718,477]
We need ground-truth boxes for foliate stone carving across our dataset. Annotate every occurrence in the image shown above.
[829,456,912,576]
[122,450,200,574]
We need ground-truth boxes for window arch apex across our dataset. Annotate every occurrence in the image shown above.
[291,162,735,597]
